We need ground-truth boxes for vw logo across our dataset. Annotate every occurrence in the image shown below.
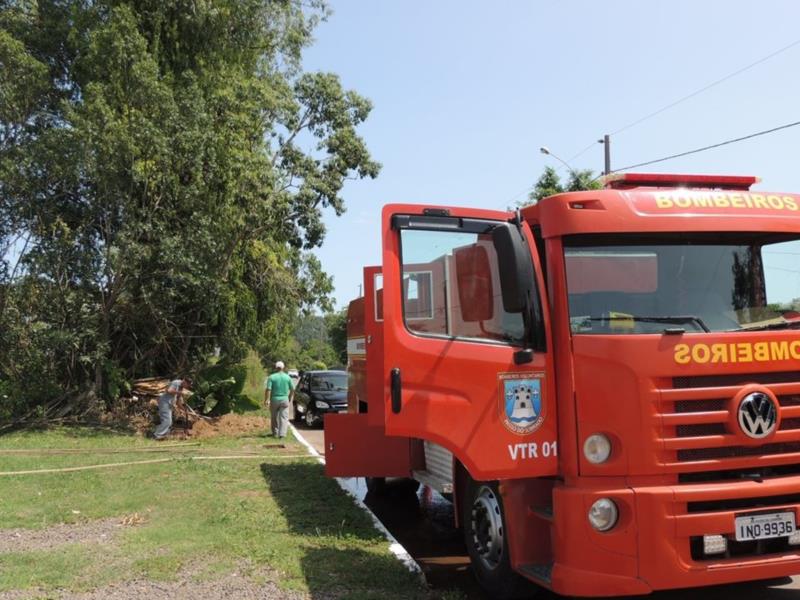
[738,392,778,439]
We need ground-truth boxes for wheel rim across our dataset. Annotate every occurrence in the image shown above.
[305,409,315,427]
[470,485,504,571]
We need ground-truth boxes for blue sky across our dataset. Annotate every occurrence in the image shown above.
[302,1,800,308]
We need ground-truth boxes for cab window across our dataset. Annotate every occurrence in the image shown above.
[399,228,525,344]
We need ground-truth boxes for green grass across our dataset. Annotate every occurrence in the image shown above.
[0,428,430,598]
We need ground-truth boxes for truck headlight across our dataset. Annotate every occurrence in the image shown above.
[588,498,618,532]
[583,433,612,464]
[315,401,330,409]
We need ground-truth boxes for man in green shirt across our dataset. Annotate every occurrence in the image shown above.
[265,360,295,438]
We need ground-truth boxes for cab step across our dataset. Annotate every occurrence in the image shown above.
[413,441,454,494]
[411,469,453,494]
[517,563,553,586]
[531,505,553,521]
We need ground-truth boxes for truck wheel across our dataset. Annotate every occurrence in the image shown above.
[463,479,537,599]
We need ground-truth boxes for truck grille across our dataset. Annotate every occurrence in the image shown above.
[659,370,800,564]
[673,371,800,389]
[655,371,800,477]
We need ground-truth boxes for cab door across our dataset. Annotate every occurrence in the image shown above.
[381,204,558,481]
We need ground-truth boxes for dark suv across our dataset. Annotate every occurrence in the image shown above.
[293,370,348,428]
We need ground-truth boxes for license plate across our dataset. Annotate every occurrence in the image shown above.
[735,512,796,541]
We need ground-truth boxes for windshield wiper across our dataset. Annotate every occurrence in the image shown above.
[586,315,711,333]
[728,320,800,332]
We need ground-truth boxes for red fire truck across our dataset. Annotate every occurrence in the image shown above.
[325,173,800,598]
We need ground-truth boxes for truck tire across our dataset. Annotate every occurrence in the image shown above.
[463,478,537,599]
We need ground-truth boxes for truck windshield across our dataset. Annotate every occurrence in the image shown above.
[564,234,800,334]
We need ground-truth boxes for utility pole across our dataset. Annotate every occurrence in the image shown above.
[598,134,611,175]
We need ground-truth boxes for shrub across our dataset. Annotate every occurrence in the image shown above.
[190,363,247,415]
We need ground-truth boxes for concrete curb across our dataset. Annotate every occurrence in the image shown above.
[289,423,423,575]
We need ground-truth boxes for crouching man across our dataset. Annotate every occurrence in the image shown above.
[154,377,191,440]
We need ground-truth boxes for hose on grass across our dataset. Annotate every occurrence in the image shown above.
[0,453,317,476]
[0,442,201,455]
[0,443,286,456]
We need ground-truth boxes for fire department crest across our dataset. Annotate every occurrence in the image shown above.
[498,372,545,435]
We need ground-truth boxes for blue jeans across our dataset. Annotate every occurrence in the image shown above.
[154,395,173,439]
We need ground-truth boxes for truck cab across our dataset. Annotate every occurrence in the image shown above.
[326,173,800,598]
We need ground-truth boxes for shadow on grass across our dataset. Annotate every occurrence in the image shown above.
[260,462,428,598]
[301,546,426,600]
[260,461,383,541]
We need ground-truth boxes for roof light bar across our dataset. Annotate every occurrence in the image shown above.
[603,173,760,191]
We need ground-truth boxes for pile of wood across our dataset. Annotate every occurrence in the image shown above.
[111,378,208,434]
[131,378,170,402]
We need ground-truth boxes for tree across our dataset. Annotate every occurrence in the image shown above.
[0,1,379,416]
[326,309,348,367]
[522,166,602,206]
[262,310,347,371]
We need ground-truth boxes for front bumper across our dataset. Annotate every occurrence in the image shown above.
[314,404,348,414]
[548,476,800,597]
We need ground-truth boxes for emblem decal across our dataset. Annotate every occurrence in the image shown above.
[499,372,545,435]
[738,392,778,439]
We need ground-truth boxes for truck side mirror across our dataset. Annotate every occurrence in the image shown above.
[491,223,534,313]
[454,245,494,322]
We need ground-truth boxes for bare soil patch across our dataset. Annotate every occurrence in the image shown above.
[0,573,311,600]
[0,515,143,554]
[190,414,267,439]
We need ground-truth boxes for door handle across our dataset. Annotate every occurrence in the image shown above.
[391,368,402,414]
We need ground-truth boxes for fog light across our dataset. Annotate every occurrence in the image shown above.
[583,433,612,464]
[588,498,618,532]
[703,535,728,555]
[788,530,800,546]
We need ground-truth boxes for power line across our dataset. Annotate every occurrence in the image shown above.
[611,37,800,137]
[566,37,800,166]
[612,119,800,172]
[503,184,535,209]
[566,140,602,165]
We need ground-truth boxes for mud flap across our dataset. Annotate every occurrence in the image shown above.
[324,413,412,478]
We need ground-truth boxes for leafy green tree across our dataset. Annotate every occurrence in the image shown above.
[326,309,348,366]
[529,166,563,203]
[263,312,345,371]
[0,1,379,416]
[523,166,602,206]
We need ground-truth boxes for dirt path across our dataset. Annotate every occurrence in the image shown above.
[0,517,128,553]
[0,517,310,600]
[0,572,309,600]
